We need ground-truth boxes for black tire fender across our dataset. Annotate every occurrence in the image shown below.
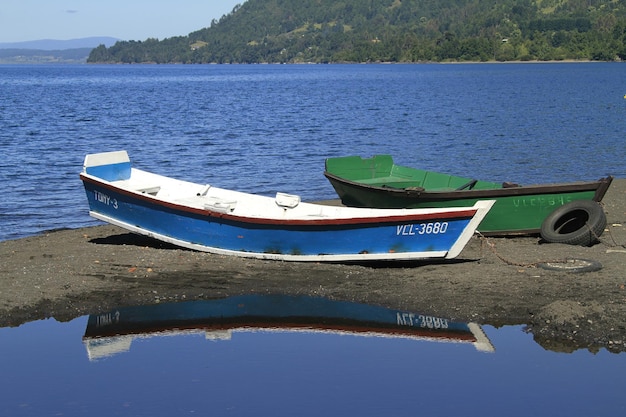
[540,200,606,246]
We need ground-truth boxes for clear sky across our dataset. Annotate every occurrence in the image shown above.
[0,0,245,43]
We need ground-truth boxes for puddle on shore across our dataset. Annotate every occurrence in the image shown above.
[1,295,625,416]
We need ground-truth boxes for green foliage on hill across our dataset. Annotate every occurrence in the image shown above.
[88,0,626,63]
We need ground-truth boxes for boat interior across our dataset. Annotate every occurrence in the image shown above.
[326,155,510,191]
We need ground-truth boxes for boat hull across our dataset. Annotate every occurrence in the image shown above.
[324,156,613,236]
[80,151,494,262]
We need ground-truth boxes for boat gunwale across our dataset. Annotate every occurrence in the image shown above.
[323,171,614,202]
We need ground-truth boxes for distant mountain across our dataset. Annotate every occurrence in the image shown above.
[0,37,118,50]
[0,37,118,64]
[0,48,94,64]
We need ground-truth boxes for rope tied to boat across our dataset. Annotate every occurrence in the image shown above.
[592,224,626,251]
[476,223,625,271]
[580,201,626,249]
[476,232,577,268]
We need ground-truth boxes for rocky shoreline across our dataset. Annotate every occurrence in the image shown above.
[2,179,625,353]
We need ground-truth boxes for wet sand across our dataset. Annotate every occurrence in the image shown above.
[1,179,625,353]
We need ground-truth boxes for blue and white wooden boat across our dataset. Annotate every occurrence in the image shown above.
[80,151,494,262]
[83,294,494,360]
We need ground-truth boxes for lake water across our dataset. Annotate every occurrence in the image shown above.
[1,63,625,241]
[1,63,626,415]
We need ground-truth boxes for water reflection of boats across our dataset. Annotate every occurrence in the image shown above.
[83,295,494,360]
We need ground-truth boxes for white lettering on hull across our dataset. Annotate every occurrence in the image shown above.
[94,190,118,209]
[396,222,449,236]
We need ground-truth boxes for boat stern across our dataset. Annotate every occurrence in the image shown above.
[445,199,495,259]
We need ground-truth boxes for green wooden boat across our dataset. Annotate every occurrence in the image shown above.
[324,155,613,236]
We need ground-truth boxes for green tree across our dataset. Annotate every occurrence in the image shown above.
[87,0,626,64]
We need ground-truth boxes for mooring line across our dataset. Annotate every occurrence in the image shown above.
[476,232,570,268]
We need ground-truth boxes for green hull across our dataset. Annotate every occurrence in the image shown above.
[324,155,613,235]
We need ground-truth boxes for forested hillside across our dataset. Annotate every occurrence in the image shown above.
[88,0,626,63]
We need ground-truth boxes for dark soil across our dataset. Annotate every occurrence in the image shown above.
[2,179,626,354]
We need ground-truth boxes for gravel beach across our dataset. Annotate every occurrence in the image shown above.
[2,179,625,353]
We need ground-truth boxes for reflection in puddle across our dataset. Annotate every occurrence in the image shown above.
[83,295,494,360]
[3,296,625,416]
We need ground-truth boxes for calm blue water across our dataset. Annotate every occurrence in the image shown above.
[1,64,626,416]
[1,63,625,241]
[1,314,625,417]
